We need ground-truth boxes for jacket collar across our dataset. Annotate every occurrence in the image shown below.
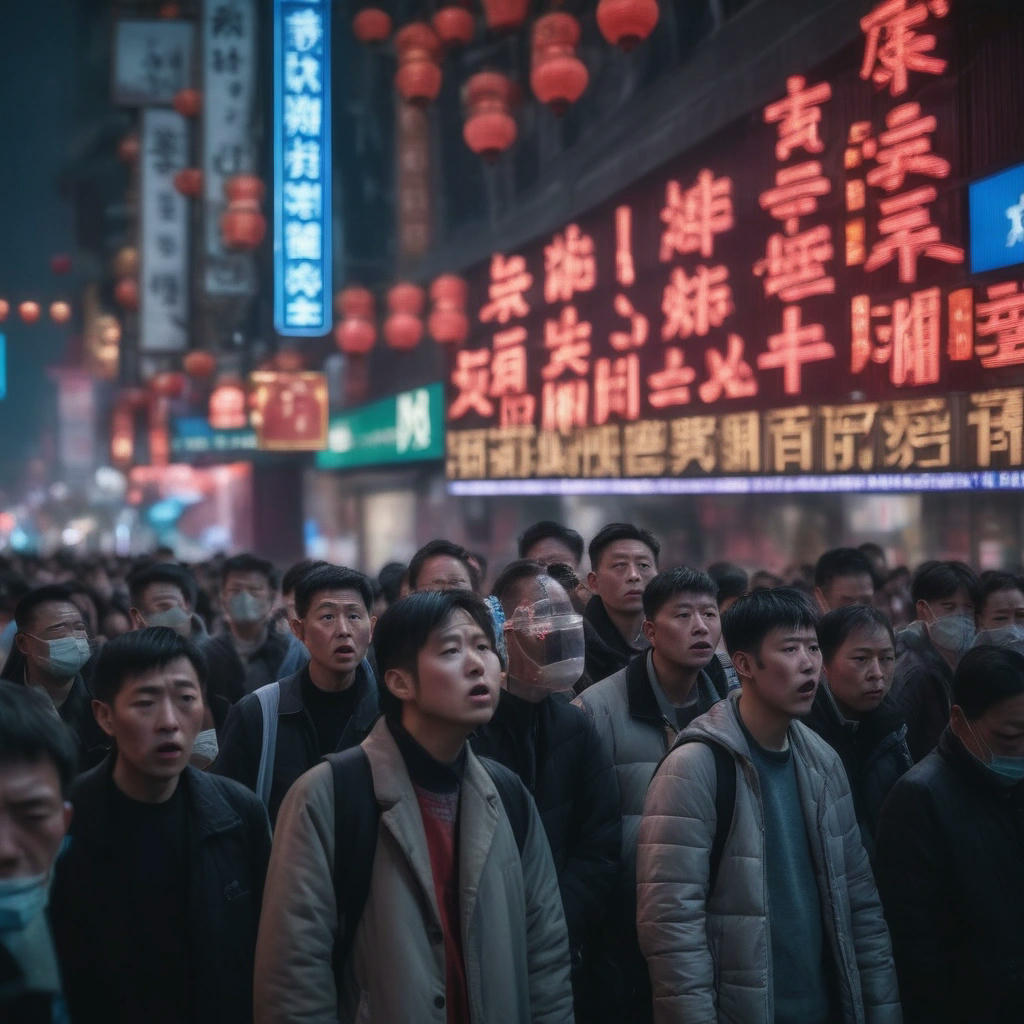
[584,595,637,658]
[277,660,379,732]
[626,652,663,724]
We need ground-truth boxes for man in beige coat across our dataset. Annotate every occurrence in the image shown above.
[255,589,574,1024]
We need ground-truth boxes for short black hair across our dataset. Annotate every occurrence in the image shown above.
[588,522,660,570]
[0,570,30,616]
[643,568,718,620]
[817,605,895,664]
[0,680,77,796]
[281,559,329,598]
[221,553,277,590]
[706,562,748,605]
[722,587,819,657]
[294,565,374,618]
[374,590,495,720]
[491,559,547,614]
[953,645,1024,719]
[91,627,208,704]
[518,521,584,563]
[977,570,1024,619]
[127,562,198,610]
[814,547,876,590]
[378,562,408,605]
[14,585,79,634]
[911,560,980,607]
[407,539,478,591]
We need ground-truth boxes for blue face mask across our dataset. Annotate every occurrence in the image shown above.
[966,720,1024,783]
[0,874,49,932]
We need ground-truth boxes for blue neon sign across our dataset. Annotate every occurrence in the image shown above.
[273,0,332,336]
[969,162,1024,275]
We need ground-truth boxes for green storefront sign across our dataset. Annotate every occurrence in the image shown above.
[315,383,445,470]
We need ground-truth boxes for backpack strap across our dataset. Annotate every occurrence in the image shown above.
[705,740,736,893]
[478,756,529,854]
[254,682,281,810]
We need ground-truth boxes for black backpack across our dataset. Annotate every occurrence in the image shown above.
[324,746,530,994]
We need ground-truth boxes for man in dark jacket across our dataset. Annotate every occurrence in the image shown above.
[50,628,271,1024]
[471,560,619,1020]
[876,644,1024,1023]
[214,565,379,824]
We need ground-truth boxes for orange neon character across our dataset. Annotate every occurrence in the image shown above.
[754,224,835,302]
[967,389,1023,468]
[669,416,717,474]
[866,103,951,193]
[659,169,734,262]
[864,185,964,283]
[541,305,592,379]
[661,264,733,341]
[976,281,1024,369]
[699,333,758,404]
[480,253,533,324]
[947,288,974,362]
[593,354,641,425]
[648,347,697,408]
[544,224,597,304]
[489,328,529,397]
[850,288,941,386]
[541,379,589,434]
[851,294,873,373]
[500,395,537,427]
[860,0,949,98]
[446,431,489,479]
[763,75,833,161]
[449,349,495,420]
[616,205,635,287]
[757,305,836,395]
[610,294,649,351]
[759,162,832,234]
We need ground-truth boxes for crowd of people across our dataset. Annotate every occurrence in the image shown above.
[1,521,1023,1023]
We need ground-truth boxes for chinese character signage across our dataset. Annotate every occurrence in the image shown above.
[113,19,194,106]
[969,161,1024,276]
[316,383,446,470]
[140,109,189,353]
[446,0,1024,493]
[202,0,258,296]
[170,416,259,457]
[273,0,332,336]
[250,371,329,450]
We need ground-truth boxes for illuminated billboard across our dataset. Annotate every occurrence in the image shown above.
[970,162,1024,275]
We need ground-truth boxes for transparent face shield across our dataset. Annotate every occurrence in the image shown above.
[505,581,585,692]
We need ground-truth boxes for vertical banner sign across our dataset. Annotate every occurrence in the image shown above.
[273,0,332,336]
[112,19,194,105]
[202,0,258,296]
[140,109,190,352]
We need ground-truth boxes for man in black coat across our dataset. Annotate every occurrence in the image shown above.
[471,560,620,1021]
[50,628,271,1024]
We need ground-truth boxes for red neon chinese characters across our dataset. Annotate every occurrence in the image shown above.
[648,347,697,408]
[850,287,941,386]
[615,206,635,287]
[863,186,963,282]
[976,281,1024,369]
[866,103,951,192]
[699,334,758,403]
[480,253,533,323]
[764,75,832,161]
[757,306,836,395]
[759,163,832,233]
[542,381,589,433]
[610,294,649,351]
[490,328,529,397]
[662,265,733,340]
[659,169,734,261]
[593,355,641,425]
[754,225,835,302]
[542,305,592,379]
[860,0,949,98]
[449,349,495,419]
[544,224,597,303]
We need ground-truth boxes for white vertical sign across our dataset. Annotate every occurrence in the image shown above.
[113,19,195,105]
[140,108,190,352]
[202,0,258,296]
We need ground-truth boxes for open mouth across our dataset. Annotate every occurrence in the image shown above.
[468,683,491,698]
[690,642,712,651]
[797,680,817,695]
[334,645,355,656]
[156,742,182,757]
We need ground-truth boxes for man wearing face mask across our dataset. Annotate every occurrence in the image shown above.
[471,560,620,1022]
[0,682,75,1023]
[890,560,980,761]
[3,586,107,773]
[876,644,1024,1023]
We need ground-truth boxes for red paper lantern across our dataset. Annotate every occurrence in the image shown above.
[428,275,469,344]
[335,286,375,320]
[50,253,72,275]
[353,6,392,43]
[150,371,187,399]
[209,377,248,429]
[221,175,266,250]
[462,72,517,160]
[394,23,442,106]
[184,350,217,379]
[481,0,528,31]
[159,3,181,17]
[334,287,377,355]
[113,246,139,278]
[172,88,202,117]
[0,299,9,322]
[18,301,40,324]
[117,134,140,163]
[531,13,588,114]
[114,278,139,311]
[173,167,203,198]
[433,5,475,48]
[384,283,425,351]
[596,0,659,50]
[49,301,72,324]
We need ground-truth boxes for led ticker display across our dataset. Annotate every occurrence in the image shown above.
[446,0,1024,491]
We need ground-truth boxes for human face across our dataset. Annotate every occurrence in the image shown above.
[736,626,822,717]
[819,573,875,612]
[587,540,658,616]
[294,588,374,680]
[977,587,1024,631]
[643,592,721,672]
[414,555,473,593]
[0,760,71,879]
[222,570,273,626]
[919,587,974,624]
[524,537,580,571]
[953,693,1024,764]
[93,656,204,802]
[16,601,89,677]
[824,624,895,718]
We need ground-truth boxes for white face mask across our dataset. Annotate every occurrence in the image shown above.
[507,599,585,693]
[227,592,267,625]
[927,608,975,658]
[145,605,192,636]
[0,874,49,932]
[26,634,92,678]
[974,624,1024,651]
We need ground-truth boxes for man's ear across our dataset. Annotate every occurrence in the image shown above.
[641,618,656,646]
[368,615,377,639]
[586,570,600,595]
[129,608,146,630]
[289,617,305,643]
[61,801,74,835]
[812,587,830,615]
[384,667,416,704]
[92,699,116,739]
[14,632,29,657]
[730,649,753,683]
[916,598,935,624]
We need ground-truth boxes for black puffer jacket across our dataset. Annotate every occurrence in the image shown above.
[581,595,641,688]
[890,624,953,761]
[875,728,1024,1023]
